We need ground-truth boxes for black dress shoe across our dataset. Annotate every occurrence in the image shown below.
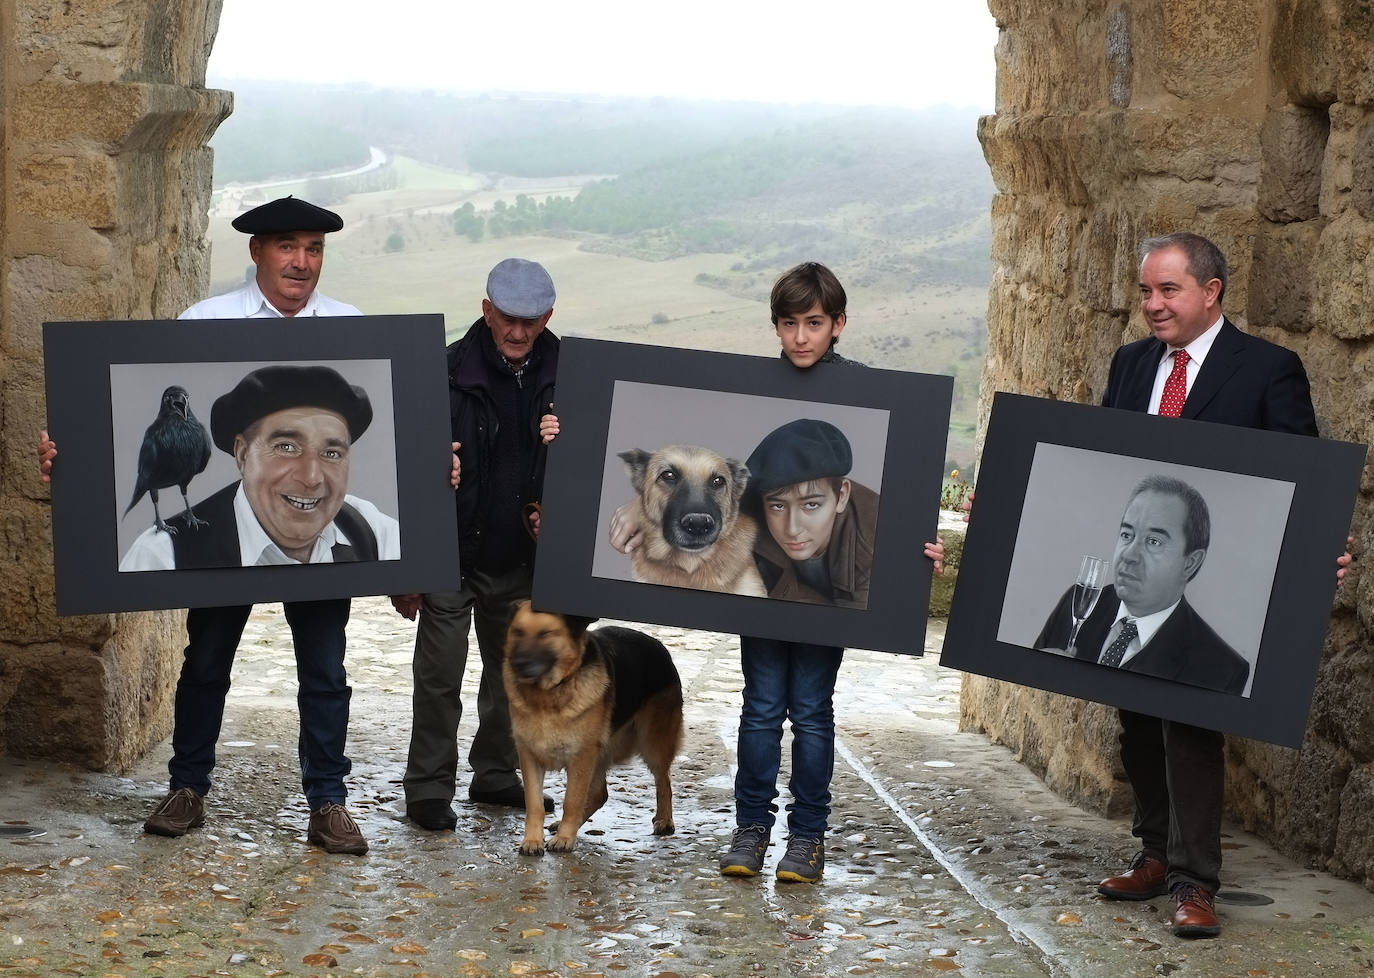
[468,784,555,813]
[407,798,458,831]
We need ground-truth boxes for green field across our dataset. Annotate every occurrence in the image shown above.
[208,144,988,471]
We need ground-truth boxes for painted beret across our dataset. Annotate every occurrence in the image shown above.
[486,258,556,318]
[231,196,344,235]
[210,365,372,454]
[746,419,853,494]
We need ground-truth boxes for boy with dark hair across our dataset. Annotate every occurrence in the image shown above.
[609,261,943,881]
[716,262,942,882]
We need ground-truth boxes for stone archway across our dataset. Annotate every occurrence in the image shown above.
[1,0,231,768]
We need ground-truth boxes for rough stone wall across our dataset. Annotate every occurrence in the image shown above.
[1,0,230,768]
[966,0,1374,884]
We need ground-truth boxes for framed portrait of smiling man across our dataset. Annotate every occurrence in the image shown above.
[943,393,1365,747]
[42,315,460,615]
[532,337,953,656]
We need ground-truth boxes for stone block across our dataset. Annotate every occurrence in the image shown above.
[927,523,965,618]
[14,153,119,227]
[1248,219,1324,332]
[1259,105,1329,223]
[1267,738,1350,865]
[1321,102,1360,220]
[1,644,108,766]
[1310,214,1374,340]
[1331,763,1374,882]
[1150,0,1262,102]
[1272,0,1341,104]
[1352,112,1374,221]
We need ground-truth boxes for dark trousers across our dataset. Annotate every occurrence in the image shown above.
[403,565,530,804]
[734,636,844,839]
[169,599,353,809]
[1119,708,1225,894]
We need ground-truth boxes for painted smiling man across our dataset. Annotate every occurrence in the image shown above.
[119,364,400,570]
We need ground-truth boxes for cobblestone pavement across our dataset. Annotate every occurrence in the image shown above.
[2,598,1373,977]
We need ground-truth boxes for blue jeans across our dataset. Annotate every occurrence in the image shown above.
[734,636,844,838]
[170,599,353,809]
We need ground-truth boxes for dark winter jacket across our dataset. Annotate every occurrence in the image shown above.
[447,316,559,574]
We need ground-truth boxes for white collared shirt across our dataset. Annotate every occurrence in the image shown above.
[178,279,361,320]
[117,485,400,570]
[1097,598,1181,667]
[1146,314,1223,415]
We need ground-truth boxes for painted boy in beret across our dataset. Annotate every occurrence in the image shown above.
[744,418,877,609]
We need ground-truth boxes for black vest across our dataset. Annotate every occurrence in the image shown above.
[169,481,379,568]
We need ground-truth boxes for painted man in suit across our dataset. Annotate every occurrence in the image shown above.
[1034,474,1251,696]
[1089,232,1320,938]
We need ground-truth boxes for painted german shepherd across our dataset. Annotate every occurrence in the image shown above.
[618,444,767,596]
[502,601,684,856]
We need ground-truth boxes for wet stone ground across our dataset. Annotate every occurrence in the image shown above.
[3,600,1374,977]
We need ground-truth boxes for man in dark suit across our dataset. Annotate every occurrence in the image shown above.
[1090,232,1319,938]
[1034,474,1251,696]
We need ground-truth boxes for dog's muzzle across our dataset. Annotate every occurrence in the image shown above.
[509,647,556,681]
[667,511,719,551]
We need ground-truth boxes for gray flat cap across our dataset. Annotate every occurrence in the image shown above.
[486,258,556,318]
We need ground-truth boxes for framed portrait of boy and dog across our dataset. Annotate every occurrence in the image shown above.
[533,336,954,656]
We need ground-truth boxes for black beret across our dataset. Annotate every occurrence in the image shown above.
[210,365,372,454]
[745,419,853,494]
[231,196,344,235]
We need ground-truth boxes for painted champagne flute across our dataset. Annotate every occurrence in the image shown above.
[1066,555,1109,656]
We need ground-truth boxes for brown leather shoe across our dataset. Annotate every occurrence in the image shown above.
[1097,851,1168,900]
[1171,882,1221,938]
[144,787,206,837]
[307,803,368,855]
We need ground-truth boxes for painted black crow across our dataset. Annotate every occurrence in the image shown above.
[124,385,213,535]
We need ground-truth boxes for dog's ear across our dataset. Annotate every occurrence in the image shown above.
[507,598,531,623]
[727,458,751,494]
[618,448,652,492]
[564,614,599,641]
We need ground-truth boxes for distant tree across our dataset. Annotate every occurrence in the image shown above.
[450,202,484,242]
[384,232,405,253]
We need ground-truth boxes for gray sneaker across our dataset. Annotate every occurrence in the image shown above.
[775,834,824,883]
[719,823,770,876]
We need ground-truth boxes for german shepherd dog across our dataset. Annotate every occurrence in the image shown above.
[618,444,768,597]
[503,601,684,856]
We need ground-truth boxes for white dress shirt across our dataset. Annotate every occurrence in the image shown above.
[118,486,400,571]
[1146,314,1223,415]
[1097,598,1182,667]
[178,279,361,320]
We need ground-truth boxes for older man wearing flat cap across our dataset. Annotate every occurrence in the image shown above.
[41,197,374,855]
[118,365,400,571]
[391,257,562,830]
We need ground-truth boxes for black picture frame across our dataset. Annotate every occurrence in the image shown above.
[43,315,461,615]
[943,392,1365,747]
[532,337,953,656]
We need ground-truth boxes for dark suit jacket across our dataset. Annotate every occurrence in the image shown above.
[1101,318,1317,436]
[1034,585,1251,695]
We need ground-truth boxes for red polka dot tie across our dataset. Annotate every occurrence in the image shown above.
[1158,349,1190,418]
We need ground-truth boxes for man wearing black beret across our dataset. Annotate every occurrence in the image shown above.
[118,364,399,570]
[180,196,359,320]
[42,197,374,855]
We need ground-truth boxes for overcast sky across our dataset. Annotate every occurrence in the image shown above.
[208,0,999,109]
